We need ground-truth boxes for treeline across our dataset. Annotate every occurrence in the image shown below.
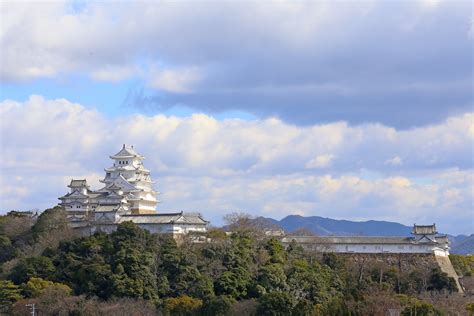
[0,208,471,315]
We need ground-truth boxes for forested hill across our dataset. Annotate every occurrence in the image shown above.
[1,207,471,315]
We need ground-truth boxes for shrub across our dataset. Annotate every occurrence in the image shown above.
[164,295,202,316]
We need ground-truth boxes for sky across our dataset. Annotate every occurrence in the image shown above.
[0,0,473,234]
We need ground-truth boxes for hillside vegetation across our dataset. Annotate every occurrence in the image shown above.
[450,255,474,277]
[0,208,471,315]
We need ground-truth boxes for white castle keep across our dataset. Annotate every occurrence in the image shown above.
[59,145,208,236]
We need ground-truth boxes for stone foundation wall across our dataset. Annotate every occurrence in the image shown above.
[324,253,463,293]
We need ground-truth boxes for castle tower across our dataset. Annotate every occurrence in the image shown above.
[98,144,158,214]
[412,224,438,242]
[59,179,91,218]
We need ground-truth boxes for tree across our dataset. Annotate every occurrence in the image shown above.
[215,267,251,298]
[264,238,286,264]
[32,206,73,245]
[21,277,71,298]
[0,280,22,312]
[10,256,56,284]
[201,295,236,316]
[0,235,16,263]
[427,268,457,293]
[223,212,255,231]
[164,295,202,316]
[110,222,159,301]
[256,291,295,316]
[0,212,35,240]
[257,263,288,293]
[322,253,345,271]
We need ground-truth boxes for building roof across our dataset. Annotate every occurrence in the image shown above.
[281,236,435,245]
[96,175,141,193]
[110,144,144,159]
[412,224,437,235]
[59,189,89,200]
[68,179,89,188]
[118,212,208,225]
[280,234,450,251]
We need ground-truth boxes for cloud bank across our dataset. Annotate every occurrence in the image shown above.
[1,96,472,234]
[1,1,472,127]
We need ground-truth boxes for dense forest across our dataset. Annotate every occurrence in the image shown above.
[0,207,472,315]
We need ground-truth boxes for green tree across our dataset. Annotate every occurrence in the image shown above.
[427,268,457,293]
[322,253,345,271]
[22,277,72,298]
[257,291,295,316]
[286,259,343,306]
[53,233,115,298]
[0,235,16,263]
[215,267,251,298]
[201,295,236,316]
[10,256,56,284]
[0,280,23,312]
[110,222,159,301]
[264,238,286,264]
[257,263,288,293]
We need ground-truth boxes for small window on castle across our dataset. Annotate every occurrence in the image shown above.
[76,206,80,209]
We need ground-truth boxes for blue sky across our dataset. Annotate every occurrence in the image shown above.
[0,0,472,234]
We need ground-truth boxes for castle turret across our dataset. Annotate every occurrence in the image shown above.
[59,179,91,218]
[98,145,158,214]
[412,224,438,242]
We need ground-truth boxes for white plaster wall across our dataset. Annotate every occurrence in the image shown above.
[295,243,443,254]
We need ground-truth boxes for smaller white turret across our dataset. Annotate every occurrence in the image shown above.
[412,223,438,242]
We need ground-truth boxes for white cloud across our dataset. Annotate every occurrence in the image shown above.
[306,154,335,169]
[148,66,203,93]
[0,96,472,233]
[2,0,471,129]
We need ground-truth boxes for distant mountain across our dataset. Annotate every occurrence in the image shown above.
[450,234,474,255]
[256,215,412,236]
